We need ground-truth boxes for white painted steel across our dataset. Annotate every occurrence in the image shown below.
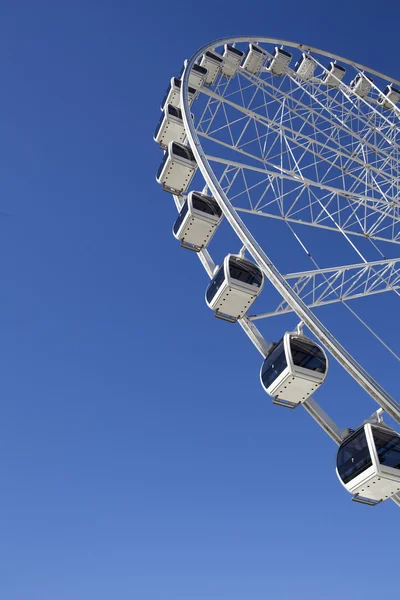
[221,45,244,79]
[294,53,316,80]
[171,190,400,507]
[242,43,267,75]
[173,191,223,251]
[336,424,400,503]
[200,51,223,86]
[260,333,328,405]
[156,141,198,194]
[252,258,400,318]
[205,253,264,321]
[154,37,400,507]
[180,36,400,427]
[154,105,186,149]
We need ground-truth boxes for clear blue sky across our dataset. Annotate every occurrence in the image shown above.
[1,1,399,599]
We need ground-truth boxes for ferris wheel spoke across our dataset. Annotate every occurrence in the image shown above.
[235,206,400,246]
[205,152,400,234]
[249,258,400,319]
[158,36,400,506]
[199,83,400,197]
[239,69,400,172]
[289,66,400,154]
[199,125,400,241]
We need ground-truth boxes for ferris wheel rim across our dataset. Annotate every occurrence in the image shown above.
[186,35,400,86]
[180,36,400,424]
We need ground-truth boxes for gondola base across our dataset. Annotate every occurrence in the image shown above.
[272,397,299,409]
[162,184,183,195]
[214,311,237,323]
[180,240,201,252]
[351,494,382,507]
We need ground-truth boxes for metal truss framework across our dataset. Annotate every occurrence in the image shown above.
[172,36,400,507]
[252,258,400,319]
[196,63,400,246]
[171,192,400,509]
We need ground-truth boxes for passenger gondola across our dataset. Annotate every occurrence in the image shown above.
[294,53,316,80]
[154,105,187,149]
[321,61,346,88]
[350,73,373,98]
[205,254,264,322]
[180,60,208,89]
[265,47,292,77]
[156,142,198,194]
[160,77,197,111]
[200,51,224,86]
[221,45,244,79]
[378,83,400,110]
[242,43,267,75]
[336,423,400,505]
[260,333,328,408]
[173,191,223,251]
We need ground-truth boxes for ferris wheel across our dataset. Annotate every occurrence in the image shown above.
[154,36,400,508]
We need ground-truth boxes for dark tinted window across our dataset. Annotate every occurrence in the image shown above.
[192,193,222,217]
[261,341,287,389]
[384,85,400,96]
[205,51,223,63]
[337,428,372,484]
[156,152,169,180]
[373,427,400,470]
[161,79,183,110]
[226,45,243,57]
[250,44,263,55]
[206,265,226,303]
[154,113,165,139]
[168,105,182,119]
[161,82,172,110]
[172,143,195,162]
[334,63,346,73]
[229,257,262,287]
[277,47,292,58]
[173,201,189,235]
[193,64,207,75]
[290,338,326,373]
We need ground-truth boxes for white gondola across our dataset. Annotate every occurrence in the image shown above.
[350,73,373,98]
[265,46,292,77]
[260,333,328,408]
[205,254,264,322]
[173,192,223,251]
[221,45,244,79]
[378,83,400,110]
[154,105,187,149]
[294,53,316,80]
[242,43,267,75]
[200,51,224,86]
[336,424,400,505]
[156,142,197,194]
[160,77,197,111]
[180,60,207,89]
[321,61,346,88]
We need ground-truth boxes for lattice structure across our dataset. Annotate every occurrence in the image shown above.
[155,36,400,507]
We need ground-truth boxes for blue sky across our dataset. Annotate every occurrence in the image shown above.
[1,1,399,599]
